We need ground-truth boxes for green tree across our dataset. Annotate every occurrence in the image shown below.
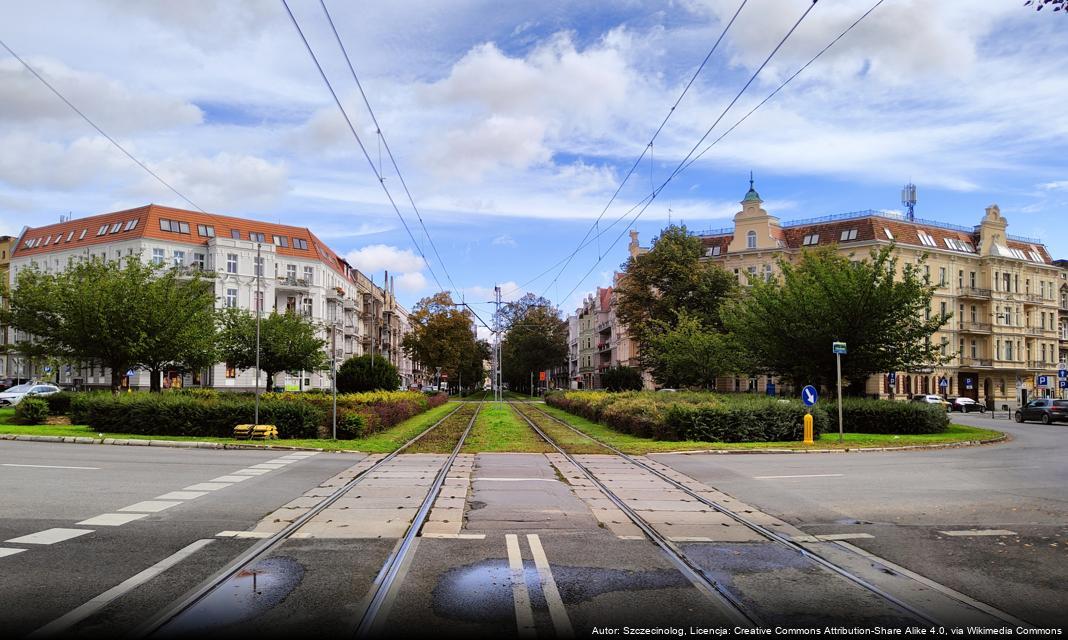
[336,354,401,392]
[3,256,216,392]
[217,309,326,391]
[614,225,737,364]
[402,292,482,385]
[599,365,644,392]
[721,245,950,392]
[643,313,738,389]
[499,295,568,394]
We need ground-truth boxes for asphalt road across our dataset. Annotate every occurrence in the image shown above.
[652,413,1068,627]
[0,441,359,637]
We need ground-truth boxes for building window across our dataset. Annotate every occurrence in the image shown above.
[762,264,772,281]
[746,230,756,249]
[226,253,238,274]
[302,297,313,317]
[884,228,894,240]
[225,362,236,378]
[250,232,266,243]
[97,224,109,236]
[802,234,819,246]
[970,271,976,288]
[839,229,858,241]
[292,238,308,250]
[287,264,297,279]
[254,256,264,276]
[304,266,314,283]
[709,245,721,256]
[971,340,977,358]
[124,219,138,231]
[254,291,264,312]
[917,231,936,247]
[197,224,215,237]
[78,229,87,240]
[958,270,963,289]
[225,288,238,308]
[193,253,206,270]
[230,229,241,240]
[939,267,947,286]
[273,235,289,248]
[152,248,165,265]
[173,250,185,267]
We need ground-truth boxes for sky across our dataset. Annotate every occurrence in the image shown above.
[1,0,1067,332]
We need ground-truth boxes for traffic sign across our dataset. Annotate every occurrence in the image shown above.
[832,341,847,355]
[887,372,897,386]
[1037,375,1051,389]
[939,377,948,390]
[801,385,818,406]
[43,366,52,373]
[1061,380,1068,390]
[1060,368,1068,379]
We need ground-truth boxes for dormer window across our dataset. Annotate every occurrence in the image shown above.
[918,231,936,247]
[884,228,894,240]
[746,230,756,249]
[802,234,819,246]
[840,229,858,241]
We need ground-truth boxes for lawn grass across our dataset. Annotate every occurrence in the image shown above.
[462,402,551,453]
[511,403,606,454]
[536,404,1005,454]
[0,402,463,453]
[405,402,480,454]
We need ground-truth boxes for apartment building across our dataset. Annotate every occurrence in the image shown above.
[0,235,15,384]
[629,182,1064,406]
[7,204,411,391]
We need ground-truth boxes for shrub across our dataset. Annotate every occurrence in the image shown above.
[600,366,644,392]
[14,397,50,425]
[337,412,366,439]
[43,391,76,416]
[336,355,401,393]
[831,398,948,434]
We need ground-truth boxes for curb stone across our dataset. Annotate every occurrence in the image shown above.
[654,433,1008,455]
[0,432,361,454]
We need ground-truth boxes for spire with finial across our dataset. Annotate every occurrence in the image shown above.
[742,171,761,203]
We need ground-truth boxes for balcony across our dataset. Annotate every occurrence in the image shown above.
[276,276,310,291]
[597,342,612,353]
[1027,360,1058,370]
[962,358,993,368]
[959,321,992,334]
[326,287,345,301]
[1025,327,1051,336]
[596,320,612,333]
[958,287,992,299]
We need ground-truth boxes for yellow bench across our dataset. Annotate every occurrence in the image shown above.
[233,424,279,440]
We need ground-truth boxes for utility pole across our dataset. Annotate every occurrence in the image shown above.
[331,315,339,440]
[254,242,262,425]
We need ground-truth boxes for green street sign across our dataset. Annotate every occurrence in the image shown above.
[832,341,847,355]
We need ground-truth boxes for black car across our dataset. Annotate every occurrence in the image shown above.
[1014,399,1068,424]
[949,397,986,413]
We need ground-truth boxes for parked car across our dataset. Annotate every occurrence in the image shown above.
[949,397,986,413]
[0,378,33,392]
[0,382,61,407]
[910,394,952,412]
[1014,399,1068,425]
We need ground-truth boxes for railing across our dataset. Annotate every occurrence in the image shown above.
[277,276,310,288]
[959,322,992,333]
[963,358,993,368]
[958,287,992,298]
[596,320,612,332]
[1027,360,1057,370]
[1025,327,1049,336]
[597,342,612,352]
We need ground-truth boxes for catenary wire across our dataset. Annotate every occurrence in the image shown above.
[317,0,461,297]
[280,0,446,293]
[0,37,207,213]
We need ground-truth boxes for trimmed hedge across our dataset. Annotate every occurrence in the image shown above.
[43,391,76,416]
[832,398,948,434]
[14,397,50,425]
[67,390,447,440]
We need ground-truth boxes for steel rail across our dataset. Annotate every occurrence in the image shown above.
[354,399,484,637]
[132,400,477,638]
[508,402,759,628]
[517,402,989,629]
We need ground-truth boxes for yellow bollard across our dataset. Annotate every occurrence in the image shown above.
[803,413,814,445]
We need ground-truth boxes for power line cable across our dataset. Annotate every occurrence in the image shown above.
[558,0,822,304]
[0,37,207,213]
[317,0,461,297]
[281,0,446,293]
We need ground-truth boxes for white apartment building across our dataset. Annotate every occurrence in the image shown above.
[7,204,412,391]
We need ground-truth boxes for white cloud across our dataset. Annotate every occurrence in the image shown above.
[1040,181,1068,191]
[0,134,128,189]
[345,244,427,274]
[130,152,289,210]
[491,234,516,246]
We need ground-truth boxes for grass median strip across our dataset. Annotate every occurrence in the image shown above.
[404,403,480,454]
[535,405,1004,454]
[461,403,551,453]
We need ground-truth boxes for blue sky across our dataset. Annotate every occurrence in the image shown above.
[1,1,1066,329]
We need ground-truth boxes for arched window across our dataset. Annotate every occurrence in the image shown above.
[746,230,756,249]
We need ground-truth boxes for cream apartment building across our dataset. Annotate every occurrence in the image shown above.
[7,204,411,391]
[629,183,1064,406]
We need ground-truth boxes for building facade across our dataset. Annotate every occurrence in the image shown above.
[7,204,412,391]
[629,183,1065,406]
[0,235,15,384]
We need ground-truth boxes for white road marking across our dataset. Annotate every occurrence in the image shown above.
[77,513,149,526]
[505,534,536,639]
[815,533,874,541]
[118,501,182,513]
[266,459,297,464]
[754,473,845,479]
[420,533,486,539]
[231,469,270,476]
[248,463,286,470]
[210,475,251,483]
[183,482,232,491]
[154,491,209,501]
[6,528,94,545]
[835,540,1029,627]
[478,477,560,482]
[0,547,27,558]
[29,539,214,638]
[527,534,574,639]
[2,463,99,470]
[939,529,1018,537]
[215,530,273,539]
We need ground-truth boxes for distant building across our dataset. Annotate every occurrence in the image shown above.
[0,235,15,383]
[7,204,411,391]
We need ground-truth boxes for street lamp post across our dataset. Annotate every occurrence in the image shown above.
[332,316,339,440]
[254,242,262,425]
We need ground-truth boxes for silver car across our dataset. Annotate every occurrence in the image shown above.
[0,383,61,406]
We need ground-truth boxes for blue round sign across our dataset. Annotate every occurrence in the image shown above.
[801,385,818,406]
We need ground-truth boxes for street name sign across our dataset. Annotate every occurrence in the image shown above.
[832,341,847,354]
[802,385,818,406]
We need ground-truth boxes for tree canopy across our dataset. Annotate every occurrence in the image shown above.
[337,354,400,393]
[721,245,950,392]
[216,308,326,391]
[500,294,568,393]
[642,312,739,389]
[402,292,485,390]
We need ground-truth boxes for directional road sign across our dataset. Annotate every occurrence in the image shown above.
[801,385,818,406]
[832,341,847,355]
[1060,368,1068,380]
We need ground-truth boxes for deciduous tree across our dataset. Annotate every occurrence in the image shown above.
[217,308,326,391]
[402,292,482,386]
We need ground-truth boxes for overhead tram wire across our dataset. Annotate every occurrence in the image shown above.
[317,0,461,297]
[557,0,823,304]
[0,37,207,213]
[281,0,446,293]
[529,0,749,301]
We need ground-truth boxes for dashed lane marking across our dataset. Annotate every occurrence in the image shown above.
[2,463,100,470]
[77,513,149,526]
[420,533,486,539]
[791,533,875,542]
[0,547,27,558]
[154,491,209,501]
[6,528,94,545]
[215,530,273,539]
[28,539,214,638]
[478,477,560,482]
[754,474,845,479]
[939,529,1018,537]
[505,534,536,639]
[231,469,270,476]
[118,501,182,513]
[527,534,574,639]
[210,475,252,483]
[182,483,233,491]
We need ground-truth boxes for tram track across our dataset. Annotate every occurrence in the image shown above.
[511,401,1026,629]
[133,399,485,638]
